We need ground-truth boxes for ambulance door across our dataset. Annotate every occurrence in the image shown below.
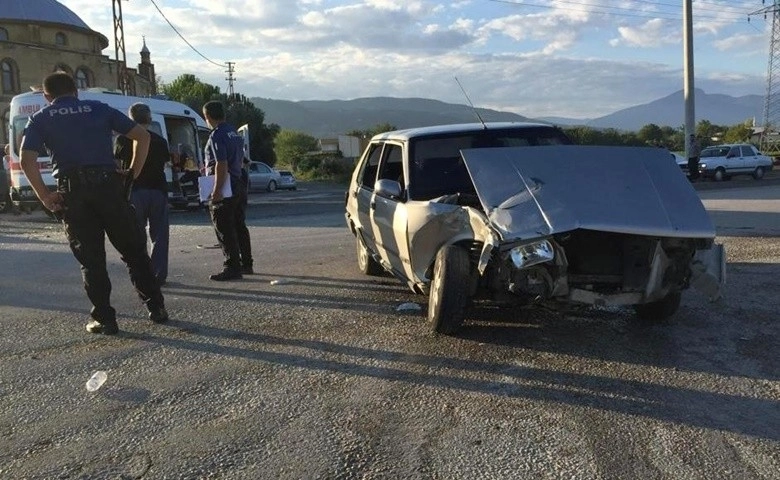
[238,124,250,161]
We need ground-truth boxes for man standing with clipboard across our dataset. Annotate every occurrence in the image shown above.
[202,101,253,281]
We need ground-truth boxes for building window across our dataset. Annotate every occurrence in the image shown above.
[1,108,8,144]
[1,58,19,94]
[55,32,67,46]
[75,67,92,88]
[0,27,8,41]
[53,63,72,75]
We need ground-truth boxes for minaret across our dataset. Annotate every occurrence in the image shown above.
[137,36,157,95]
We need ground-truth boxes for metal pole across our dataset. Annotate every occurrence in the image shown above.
[683,0,695,156]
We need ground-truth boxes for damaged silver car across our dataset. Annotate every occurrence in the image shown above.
[345,122,725,335]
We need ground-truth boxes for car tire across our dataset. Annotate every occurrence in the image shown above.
[267,180,277,192]
[0,193,9,214]
[634,291,681,322]
[713,167,726,182]
[428,244,471,335]
[356,234,383,276]
[753,166,765,180]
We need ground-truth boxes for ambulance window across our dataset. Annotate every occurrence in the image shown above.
[12,116,46,156]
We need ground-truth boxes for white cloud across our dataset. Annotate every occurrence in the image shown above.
[56,0,768,119]
[611,19,678,48]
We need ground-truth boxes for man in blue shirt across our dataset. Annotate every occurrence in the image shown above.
[20,72,168,335]
[202,100,253,281]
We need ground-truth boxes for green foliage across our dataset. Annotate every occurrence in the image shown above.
[274,130,319,171]
[160,74,221,111]
[563,118,759,152]
[161,74,279,165]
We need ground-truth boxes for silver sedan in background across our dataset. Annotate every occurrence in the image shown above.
[246,161,282,192]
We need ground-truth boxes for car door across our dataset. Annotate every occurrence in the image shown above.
[741,145,758,172]
[371,142,409,277]
[353,143,383,255]
[725,145,742,174]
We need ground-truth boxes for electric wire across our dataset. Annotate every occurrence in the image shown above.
[147,0,226,68]
[486,0,749,22]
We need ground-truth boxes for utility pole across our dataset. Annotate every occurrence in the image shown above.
[683,0,696,157]
[750,1,780,152]
[112,0,129,94]
[226,62,236,103]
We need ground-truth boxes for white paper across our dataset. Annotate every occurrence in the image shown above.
[198,175,232,202]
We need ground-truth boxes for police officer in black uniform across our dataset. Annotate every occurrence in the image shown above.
[19,72,168,335]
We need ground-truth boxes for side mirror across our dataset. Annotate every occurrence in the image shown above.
[375,179,403,200]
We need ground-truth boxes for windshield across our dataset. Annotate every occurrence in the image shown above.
[409,127,572,200]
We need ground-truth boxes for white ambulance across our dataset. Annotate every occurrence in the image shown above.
[5,88,212,212]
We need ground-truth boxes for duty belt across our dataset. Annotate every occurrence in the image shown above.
[58,167,117,191]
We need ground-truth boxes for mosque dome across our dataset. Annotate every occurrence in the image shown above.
[0,0,108,48]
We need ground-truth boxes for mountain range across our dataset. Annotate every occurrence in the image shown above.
[250,89,764,138]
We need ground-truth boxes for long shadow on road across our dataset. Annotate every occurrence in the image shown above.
[125,320,780,442]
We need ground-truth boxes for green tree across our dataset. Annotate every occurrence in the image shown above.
[723,123,752,143]
[637,123,664,146]
[274,129,319,171]
[162,75,279,165]
[160,74,221,111]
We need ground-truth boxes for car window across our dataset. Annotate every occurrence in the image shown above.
[376,143,404,190]
[728,146,740,157]
[741,146,755,156]
[249,163,258,172]
[408,127,571,200]
[358,143,383,189]
[259,163,270,173]
[701,147,727,158]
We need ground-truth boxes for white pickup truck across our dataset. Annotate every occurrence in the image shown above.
[699,143,773,181]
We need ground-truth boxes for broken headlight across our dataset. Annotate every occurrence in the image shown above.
[509,240,555,269]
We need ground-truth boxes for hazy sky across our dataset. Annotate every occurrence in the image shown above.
[59,0,769,119]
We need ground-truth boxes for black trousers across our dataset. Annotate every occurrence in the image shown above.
[688,156,700,180]
[209,185,252,271]
[58,170,165,323]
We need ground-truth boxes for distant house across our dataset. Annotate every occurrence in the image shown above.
[317,135,363,159]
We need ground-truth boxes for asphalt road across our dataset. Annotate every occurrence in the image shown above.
[0,181,778,479]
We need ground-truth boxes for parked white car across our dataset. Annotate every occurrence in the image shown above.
[699,144,773,181]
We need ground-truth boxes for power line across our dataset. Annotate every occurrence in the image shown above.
[147,0,226,68]
[486,0,747,22]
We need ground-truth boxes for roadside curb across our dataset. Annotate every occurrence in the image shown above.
[692,172,780,191]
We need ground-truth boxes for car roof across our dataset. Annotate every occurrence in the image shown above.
[703,144,751,149]
[369,122,559,142]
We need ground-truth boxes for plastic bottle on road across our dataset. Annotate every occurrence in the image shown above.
[86,371,107,392]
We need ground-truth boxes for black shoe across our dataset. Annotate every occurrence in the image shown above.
[86,318,119,335]
[210,269,243,281]
[241,265,254,275]
[148,307,169,324]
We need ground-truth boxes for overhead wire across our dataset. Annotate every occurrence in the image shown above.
[147,0,226,68]
[486,0,749,22]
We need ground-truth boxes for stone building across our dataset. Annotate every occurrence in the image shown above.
[1,0,156,143]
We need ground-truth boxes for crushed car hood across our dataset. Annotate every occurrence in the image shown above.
[460,145,716,241]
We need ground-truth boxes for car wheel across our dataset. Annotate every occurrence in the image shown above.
[753,166,765,180]
[0,193,9,214]
[713,167,726,182]
[428,244,471,335]
[267,180,277,192]
[634,291,681,322]
[356,234,383,276]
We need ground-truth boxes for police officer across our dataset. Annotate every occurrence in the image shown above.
[202,100,253,281]
[19,72,168,335]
